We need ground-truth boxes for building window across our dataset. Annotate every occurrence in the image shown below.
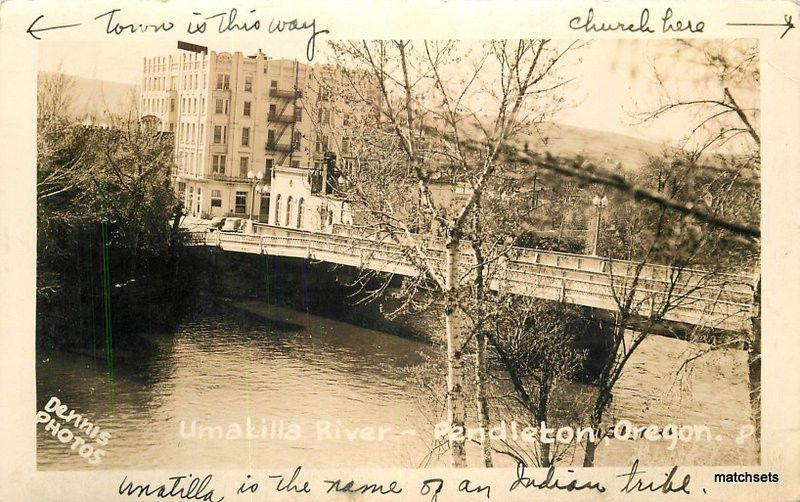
[291,160,300,168]
[213,125,223,144]
[285,196,293,226]
[268,104,276,118]
[241,127,250,147]
[234,191,247,214]
[270,80,278,88]
[274,195,282,226]
[316,134,329,153]
[265,158,274,171]
[170,99,175,112]
[342,138,350,155]
[244,76,253,92]
[294,106,302,122]
[267,129,275,146]
[239,156,249,177]
[243,101,251,117]
[215,99,224,114]
[211,189,222,207]
[212,154,226,174]
[216,74,230,90]
[296,198,304,228]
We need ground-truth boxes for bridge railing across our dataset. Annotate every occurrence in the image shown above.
[184,224,753,331]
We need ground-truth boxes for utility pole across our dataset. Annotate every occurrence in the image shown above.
[591,195,608,255]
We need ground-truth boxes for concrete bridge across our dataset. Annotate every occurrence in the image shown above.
[185,222,755,332]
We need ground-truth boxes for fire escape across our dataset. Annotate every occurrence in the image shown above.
[266,61,302,166]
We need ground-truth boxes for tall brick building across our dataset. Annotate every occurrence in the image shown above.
[139,43,340,222]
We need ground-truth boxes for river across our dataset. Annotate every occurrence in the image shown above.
[37,301,756,470]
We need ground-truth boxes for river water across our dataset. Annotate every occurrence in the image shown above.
[37,301,755,470]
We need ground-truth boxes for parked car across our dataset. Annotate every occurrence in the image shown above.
[208,216,226,232]
[220,217,243,233]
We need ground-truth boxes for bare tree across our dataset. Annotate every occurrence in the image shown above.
[580,153,753,466]
[636,39,761,459]
[312,39,581,467]
[482,295,589,467]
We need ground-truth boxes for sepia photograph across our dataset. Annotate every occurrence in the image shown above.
[32,36,763,475]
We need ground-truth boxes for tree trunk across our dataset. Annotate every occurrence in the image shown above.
[538,382,551,467]
[583,315,621,467]
[583,389,611,467]
[583,404,603,467]
[475,329,493,467]
[445,239,467,467]
[748,273,761,462]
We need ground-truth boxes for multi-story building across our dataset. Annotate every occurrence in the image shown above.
[140,42,339,223]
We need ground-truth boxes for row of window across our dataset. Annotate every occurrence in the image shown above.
[212,99,302,122]
[273,195,305,228]
[216,74,286,93]
[143,72,207,92]
[142,95,205,116]
[182,96,205,115]
[212,126,302,148]
[191,188,249,215]
[212,154,299,177]
[177,150,201,176]
[144,53,205,73]
[179,122,205,145]
[206,188,263,216]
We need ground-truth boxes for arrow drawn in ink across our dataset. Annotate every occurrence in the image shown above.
[726,14,794,39]
[27,15,83,40]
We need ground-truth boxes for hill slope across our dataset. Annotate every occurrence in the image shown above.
[38,72,137,124]
[39,72,670,168]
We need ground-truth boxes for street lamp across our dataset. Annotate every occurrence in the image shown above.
[591,194,608,256]
[247,170,265,221]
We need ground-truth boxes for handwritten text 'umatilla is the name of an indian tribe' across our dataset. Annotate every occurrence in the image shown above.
[116,460,700,501]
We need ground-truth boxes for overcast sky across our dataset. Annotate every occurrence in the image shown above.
[39,38,758,150]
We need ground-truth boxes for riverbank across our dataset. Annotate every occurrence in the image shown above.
[230,299,432,361]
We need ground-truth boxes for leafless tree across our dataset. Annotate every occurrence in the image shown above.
[311,39,581,467]
[635,39,761,459]
[579,153,754,466]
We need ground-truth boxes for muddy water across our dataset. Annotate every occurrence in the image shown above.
[36,302,755,469]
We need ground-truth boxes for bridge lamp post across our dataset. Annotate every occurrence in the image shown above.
[247,170,265,221]
[591,195,608,256]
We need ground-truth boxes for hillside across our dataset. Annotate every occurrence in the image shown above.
[39,72,671,168]
[524,122,667,171]
[38,72,137,124]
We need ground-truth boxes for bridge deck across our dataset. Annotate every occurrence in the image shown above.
[185,223,754,332]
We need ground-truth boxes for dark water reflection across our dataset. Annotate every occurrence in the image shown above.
[37,306,434,470]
